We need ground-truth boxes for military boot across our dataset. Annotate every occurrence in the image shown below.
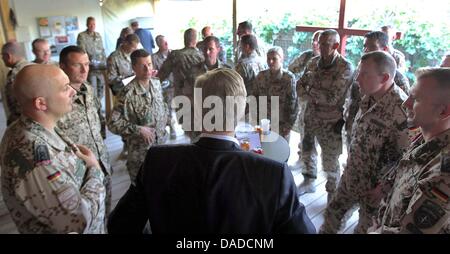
[298,177,316,196]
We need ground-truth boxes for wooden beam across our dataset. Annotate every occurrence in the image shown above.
[232,0,237,64]
[295,0,371,56]
[0,0,16,41]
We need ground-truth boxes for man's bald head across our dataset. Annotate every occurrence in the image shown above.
[14,65,69,107]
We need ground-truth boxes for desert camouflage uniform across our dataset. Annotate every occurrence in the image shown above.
[320,84,410,234]
[254,69,298,138]
[158,47,205,139]
[0,115,106,234]
[107,48,134,95]
[152,51,175,128]
[297,52,353,193]
[57,82,112,217]
[236,35,267,62]
[77,30,107,99]
[288,50,317,138]
[373,129,450,234]
[345,66,411,146]
[392,48,407,74]
[4,59,30,125]
[108,78,168,184]
[235,51,267,96]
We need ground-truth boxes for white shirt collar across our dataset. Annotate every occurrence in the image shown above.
[198,133,240,146]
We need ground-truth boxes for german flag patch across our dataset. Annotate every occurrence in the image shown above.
[47,171,61,182]
[430,187,448,203]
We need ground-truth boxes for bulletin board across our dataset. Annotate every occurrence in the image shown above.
[37,16,79,56]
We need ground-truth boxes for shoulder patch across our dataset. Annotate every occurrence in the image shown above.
[413,199,445,229]
[56,185,80,212]
[34,145,51,166]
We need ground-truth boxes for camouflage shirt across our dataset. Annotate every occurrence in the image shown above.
[254,69,298,135]
[392,48,407,74]
[107,48,134,95]
[57,83,110,172]
[235,51,267,96]
[376,129,450,234]
[288,50,316,80]
[108,78,168,144]
[298,52,353,121]
[345,66,410,137]
[4,59,31,125]
[344,84,410,196]
[158,47,205,98]
[0,116,106,234]
[77,30,107,69]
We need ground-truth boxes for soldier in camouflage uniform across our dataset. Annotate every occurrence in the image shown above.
[1,42,31,125]
[235,34,267,97]
[236,21,267,62]
[158,28,205,140]
[0,65,106,233]
[152,35,176,138]
[297,29,353,196]
[108,49,168,185]
[107,34,140,95]
[319,51,410,234]
[57,46,112,218]
[370,68,450,234]
[202,36,231,70]
[254,47,297,139]
[381,25,407,74]
[288,30,322,140]
[31,38,57,65]
[344,31,411,146]
[77,17,107,100]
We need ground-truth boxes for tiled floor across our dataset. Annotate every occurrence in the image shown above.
[0,101,358,234]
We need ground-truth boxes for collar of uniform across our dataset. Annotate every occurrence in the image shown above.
[360,83,396,113]
[12,59,29,70]
[268,68,283,80]
[410,128,450,164]
[132,79,150,95]
[20,115,67,152]
[318,51,339,70]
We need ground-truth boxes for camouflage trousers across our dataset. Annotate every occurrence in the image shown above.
[88,70,106,100]
[319,174,378,234]
[126,138,150,185]
[300,117,342,193]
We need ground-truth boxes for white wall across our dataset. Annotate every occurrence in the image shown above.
[11,0,105,61]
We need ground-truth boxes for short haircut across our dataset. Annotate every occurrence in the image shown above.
[361,51,396,79]
[155,35,165,47]
[59,45,86,65]
[31,38,48,51]
[312,30,323,43]
[86,16,95,25]
[124,33,140,44]
[184,28,197,47]
[364,31,389,48]
[131,49,150,65]
[415,67,450,103]
[203,36,220,48]
[240,34,258,50]
[201,26,211,37]
[194,68,247,131]
[320,29,340,44]
[267,46,284,59]
[131,21,139,27]
[238,21,252,31]
[120,27,133,38]
[1,42,20,55]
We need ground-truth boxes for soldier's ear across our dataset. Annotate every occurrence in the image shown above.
[439,103,450,119]
[34,97,48,111]
[332,42,340,50]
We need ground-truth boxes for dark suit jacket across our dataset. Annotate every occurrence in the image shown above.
[108,137,316,234]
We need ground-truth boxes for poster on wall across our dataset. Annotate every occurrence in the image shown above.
[37,17,51,37]
[65,16,79,32]
[48,16,66,36]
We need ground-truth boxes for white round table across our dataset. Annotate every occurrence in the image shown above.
[260,131,290,163]
[235,123,290,163]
